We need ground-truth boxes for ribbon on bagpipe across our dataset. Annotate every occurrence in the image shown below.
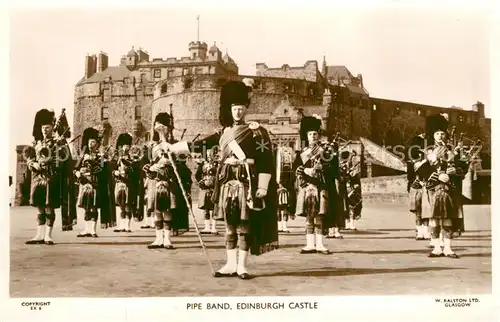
[54,109,78,231]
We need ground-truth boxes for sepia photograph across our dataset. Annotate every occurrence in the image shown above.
[3,2,497,320]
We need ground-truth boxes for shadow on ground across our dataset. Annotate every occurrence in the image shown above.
[259,266,464,278]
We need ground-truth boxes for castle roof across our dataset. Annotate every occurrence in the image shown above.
[223,53,235,64]
[209,43,220,53]
[325,65,354,81]
[82,66,131,84]
[127,48,138,57]
[345,84,369,95]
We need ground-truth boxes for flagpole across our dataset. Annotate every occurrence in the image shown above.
[197,15,200,41]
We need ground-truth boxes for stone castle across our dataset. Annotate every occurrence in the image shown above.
[13,40,491,206]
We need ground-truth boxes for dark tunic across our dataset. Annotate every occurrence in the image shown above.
[27,138,64,209]
[26,138,77,230]
[292,142,343,230]
[74,151,116,228]
[112,154,144,220]
[143,142,190,232]
[421,143,467,226]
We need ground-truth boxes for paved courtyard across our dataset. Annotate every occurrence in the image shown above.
[9,204,491,297]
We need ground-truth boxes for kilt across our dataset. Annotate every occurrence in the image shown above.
[409,187,423,219]
[146,179,178,213]
[30,173,61,209]
[295,184,328,218]
[421,184,460,221]
[77,183,98,211]
[114,181,129,208]
[215,179,249,223]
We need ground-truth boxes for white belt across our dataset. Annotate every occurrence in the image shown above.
[224,157,255,166]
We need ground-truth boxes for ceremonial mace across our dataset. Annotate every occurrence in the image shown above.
[165,150,215,275]
[163,107,215,274]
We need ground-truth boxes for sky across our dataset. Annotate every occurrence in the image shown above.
[8,6,493,184]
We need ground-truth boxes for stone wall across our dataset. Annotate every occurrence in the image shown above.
[360,175,408,205]
[369,97,482,148]
[74,83,154,148]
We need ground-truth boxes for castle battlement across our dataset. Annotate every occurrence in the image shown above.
[151,74,324,100]
[256,60,321,82]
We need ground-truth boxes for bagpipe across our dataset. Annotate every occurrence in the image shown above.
[31,109,75,177]
[432,126,482,174]
[449,127,482,164]
[295,132,353,187]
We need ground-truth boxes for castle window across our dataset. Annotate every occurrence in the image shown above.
[161,83,168,94]
[154,69,161,78]
[458,115,464,122]
[193,53,197,59]
[167,70,174,78]
[284,108,288,115]
[417,109,421,116]
[135,106,141,120]
[101,106,109,121]
[373,104,377,111]
[183,68,190,75]
[195,68,203,75]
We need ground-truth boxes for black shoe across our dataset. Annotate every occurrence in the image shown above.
[25,240,45,245]
[428,252,444,258]
[238,273,252,280]
[77,233,92,238]
[140,225,149,229]
[113,229,122,233]
[415,237,425,241]
[91,234,98,238]
[45,240,54,245]
[125,230,132,233]
[445,253,459,259]
[213,271,238,278]
[148,244,163,249]
[164,244,175,249]
[300,249,317,254]
[326,235,334,239]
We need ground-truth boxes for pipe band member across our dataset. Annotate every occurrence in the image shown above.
[25,109,72,245]
[164,79,279,279]
[421,114,466,258]
[195,146,220,235]
[293,116,333,255]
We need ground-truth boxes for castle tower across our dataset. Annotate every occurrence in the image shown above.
[208,42,221,59]
[322,55,327,77]
[189,41,208,60]
[125,47,138,70]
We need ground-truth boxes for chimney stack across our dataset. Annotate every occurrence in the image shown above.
[85,54,97,79]
[97,51,109,73]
